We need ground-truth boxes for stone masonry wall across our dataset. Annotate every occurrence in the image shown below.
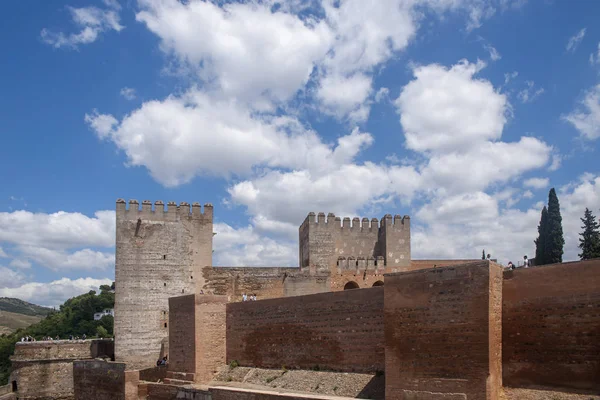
[73,360,139,400]
[115,199,213,369]
[226,287,384,373]
[384,261,502,400]
[202,267,330,301]
[502,259,600,391]
[299,212,410,270]
[9,340,113,400]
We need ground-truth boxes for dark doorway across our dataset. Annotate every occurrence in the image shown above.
[344,281,360,290]
[372,281,384,287]
[12,381,17,392]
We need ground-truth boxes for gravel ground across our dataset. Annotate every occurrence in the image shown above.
[502,387,600,400]
[212,366,599,400]
[212,366,384,399]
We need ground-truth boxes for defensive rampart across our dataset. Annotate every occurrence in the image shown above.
[115,199,213,368]
[226,287,384,373]
[169,294,227,383]
[503,259,600,390]
[73,360,139,400]
[9,339,114,400]
[384,261,503,400]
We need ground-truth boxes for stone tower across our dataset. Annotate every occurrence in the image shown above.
[299,212,410,271]
[114,199,213,368]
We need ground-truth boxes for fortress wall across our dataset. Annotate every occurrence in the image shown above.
[73,360,139,400]
[115,200,213,369]
[502,259,600,391]
[169,295,227,383]
[9,340,114,400]
[202,267,330,301]
[384,261,503,400]
[226,287,384,373]
[381,215,410,269]
[168,295,196,374]
[408,259,482,272]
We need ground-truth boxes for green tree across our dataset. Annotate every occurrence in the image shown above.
[481,249,486,260]
[546,188,565,264]
[96,326,108,338]
[534,206,548,265]
[578,208,600,260]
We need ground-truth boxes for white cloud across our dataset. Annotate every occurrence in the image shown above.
[41,2,123,49]
[523,177,549,189]
[228,162,423,238]
[563,84,600,140]
[18,247,114,271]
[504,71,518,85]
[421,137,552,193]
[316,73,373,121]
[9,259,31,269]
[0,210,114,249]
[484,43,501,61]
[0,267,27,290]
[396,59,508,153]
[120,87,136,100]
[84,110,118,138]
[87,90,377,187]
[0,247,7,258]
[213,223,296,267]
[375,87,390,103]
[0,277,113,307]
[566,28,586,53]
[518,80,545,103]
[0,209,115,273]
[136,0,331,106]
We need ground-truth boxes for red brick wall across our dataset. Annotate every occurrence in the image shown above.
[194,295,227,383]
[169,295,196,374]
[73,360,139,400]
[226,287,384,373]
[502,259,600,390]
[384,261,502,400]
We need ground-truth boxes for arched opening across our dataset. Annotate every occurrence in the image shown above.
[12,381,17,392]
[372,280,384,287]
[344,281,360,290]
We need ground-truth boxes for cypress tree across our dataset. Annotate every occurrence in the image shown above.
[482,249,486,260]
[578,208,600,260]
[545,188,564,264]
[534,206,548,265]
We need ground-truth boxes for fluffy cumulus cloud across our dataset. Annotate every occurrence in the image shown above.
[0,277,113,307]
[523,177,549,189]
[563,84,600,140]
[0,209,115,272]
[412,174,600,264]
[396,60,507,152]
[213,223,296,266]
[136,0,332,105]
[41,0,123,49]
[86,93,379,186]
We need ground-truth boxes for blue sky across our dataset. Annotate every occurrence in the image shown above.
[1,0,599,306]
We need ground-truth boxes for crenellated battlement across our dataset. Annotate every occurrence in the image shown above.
[115,199,213,221]
[301,212,409,231]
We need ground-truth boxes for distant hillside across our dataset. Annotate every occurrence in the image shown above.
[0,311,43,335]
[0,298,52,317]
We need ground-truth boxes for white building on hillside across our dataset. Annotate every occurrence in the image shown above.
[94,308,114,320]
